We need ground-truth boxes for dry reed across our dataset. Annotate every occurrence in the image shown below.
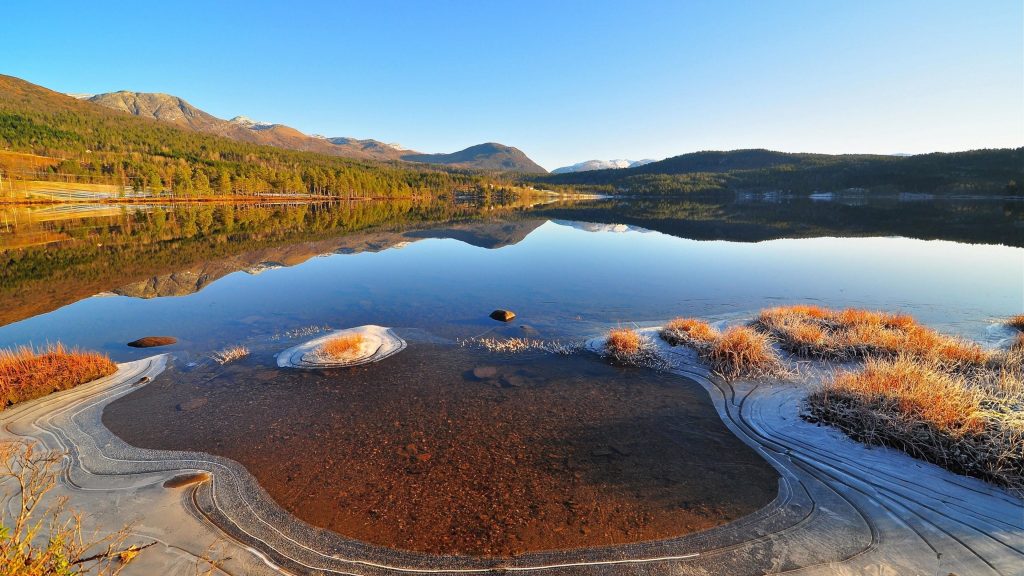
[1007,314,1024,331]
[0,343,117,408]
[660,317,720,347]
[660,318,787,379]
[318,334,366,359]
[602,328,666,368]
[211,345,250,365]
[706,326,788,379]
[459,337,581,355]
[808,356,1023,490]
[756,305,989,370]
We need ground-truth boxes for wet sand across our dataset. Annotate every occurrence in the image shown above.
[103,342,778,556]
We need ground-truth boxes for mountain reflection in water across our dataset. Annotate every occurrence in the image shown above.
[0,194,1021,358]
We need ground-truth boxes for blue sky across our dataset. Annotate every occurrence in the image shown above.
[3,1,1021,169]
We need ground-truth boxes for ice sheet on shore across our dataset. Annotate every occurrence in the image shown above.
[275,324,406,368]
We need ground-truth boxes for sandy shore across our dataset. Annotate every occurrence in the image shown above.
[1,333,1021,574]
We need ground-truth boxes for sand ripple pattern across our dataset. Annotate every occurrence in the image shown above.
[1,344,1021,574]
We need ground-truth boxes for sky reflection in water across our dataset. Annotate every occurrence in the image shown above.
[1,219,1020,361]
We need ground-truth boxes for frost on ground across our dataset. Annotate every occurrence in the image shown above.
[459,336,583,355]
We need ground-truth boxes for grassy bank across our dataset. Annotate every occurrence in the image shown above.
[651,307,1024,491]
[0,343,117,408]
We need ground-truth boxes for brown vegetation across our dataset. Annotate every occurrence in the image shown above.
[0,343,117,408]
[659,318,786,379]
[211,345,250,365]
[657,306,1023,488]
[808,356,1023,490]
[1007,314,1024,331]
[756,305,989,370]
[602,328,664,368]
[606,328,642,355]
[319,334,366,359]
[660,317,720,347]
[707,326,787,379]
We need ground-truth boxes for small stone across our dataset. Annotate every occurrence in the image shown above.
[177,397,208,412]
[127,336,177,348]
[163,472,210,488]
[472,366,498,380]
[489,309,516,322]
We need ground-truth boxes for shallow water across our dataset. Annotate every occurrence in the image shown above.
[103,334,779,555]
[1,207,1020,357]
[3,196,1022,556]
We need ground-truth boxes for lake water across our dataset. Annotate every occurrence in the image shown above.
[1,197,1021,358]
[2,195,1022,555]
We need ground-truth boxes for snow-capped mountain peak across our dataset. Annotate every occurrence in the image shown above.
[551,158,658,174]
[229,115,275,130]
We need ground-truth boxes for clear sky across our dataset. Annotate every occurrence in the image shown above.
[3,0,1021,169]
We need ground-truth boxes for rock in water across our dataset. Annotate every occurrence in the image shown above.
[127,336,177,348]
[490,309,516,322]
[472,366,498,380]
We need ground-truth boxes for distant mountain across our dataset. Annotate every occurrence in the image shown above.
[86,91,404,160]
[401,143,547,174]
[84,90,544,172]
[551,159,656,174]
[540,148,1024,195]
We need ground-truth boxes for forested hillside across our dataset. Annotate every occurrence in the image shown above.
[539,148,1023,195]
[0,75,522,198]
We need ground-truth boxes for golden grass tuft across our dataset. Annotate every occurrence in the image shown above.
[211,345,250,365]
[0,343,117,408]
[706,326,786,379]
[808,356,1023,489]
[661,317,720,346]
[1008,314,1024,331]
[756,305,990,370]
[319,334,366,359]
[825,357,983,432]
[605,328,642,355]
[602,328,665,368]
[660,317,787,379]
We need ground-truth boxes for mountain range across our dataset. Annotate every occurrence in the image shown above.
[551,159,656,174]
[82,90,546,173]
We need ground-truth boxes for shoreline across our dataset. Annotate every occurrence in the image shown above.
[2,323,1019,574]
[0,195,425,206]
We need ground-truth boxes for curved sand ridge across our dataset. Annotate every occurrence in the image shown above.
[0,330,1020,574]
[277,325,406,368]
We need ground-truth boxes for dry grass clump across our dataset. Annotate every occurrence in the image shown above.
[660,317,720,347]
[1007,314,1024,331]
[606,328,641,355]
[319,334,366,359]
[660,318,787,379]
[756,305,989,370]
[0,343,117,409]
[706,326,788,379]
[808,356,1024,490]
[459,337,581,355]
[211,345,250,365]
[602,328,665,368]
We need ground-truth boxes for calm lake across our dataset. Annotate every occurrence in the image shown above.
[2,194,1022,554]
[1,195,1021,356]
